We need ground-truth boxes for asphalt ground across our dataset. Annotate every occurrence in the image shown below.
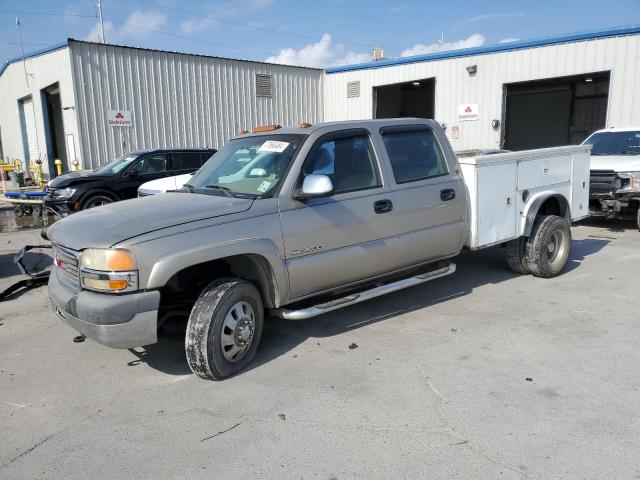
[1,203,639,479]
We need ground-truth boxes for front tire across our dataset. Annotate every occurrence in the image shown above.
[185,278,264,380]
[636,208,640,231]
[526,215,572,278]
[81,194,113,210]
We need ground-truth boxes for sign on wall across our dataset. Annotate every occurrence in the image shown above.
[107,110,133,127]
[457,104,479,122]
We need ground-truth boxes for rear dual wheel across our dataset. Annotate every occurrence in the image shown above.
[506,215,572,278]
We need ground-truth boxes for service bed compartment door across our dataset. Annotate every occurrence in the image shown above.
[518,155,571,190]
[475,163,517,247]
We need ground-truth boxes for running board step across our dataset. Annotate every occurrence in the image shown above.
[272,262,456,320]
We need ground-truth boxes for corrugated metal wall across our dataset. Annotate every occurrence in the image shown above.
[324,34,640,151]
[69,41,324,169]
[0,46,78,177]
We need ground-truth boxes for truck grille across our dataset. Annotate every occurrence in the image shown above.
[53,244,81,289]
[590,170,619,196]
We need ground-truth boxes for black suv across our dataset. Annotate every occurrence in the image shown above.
[44,148,216,216]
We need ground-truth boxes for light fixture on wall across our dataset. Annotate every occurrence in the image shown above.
[466,65,477,75]
[491,119,500,130]
[412,81,421,86]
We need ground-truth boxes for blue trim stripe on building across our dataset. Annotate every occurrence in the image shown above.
[325,24,640,74]
[0,41,69,77]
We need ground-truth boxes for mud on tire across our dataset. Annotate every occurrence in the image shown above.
[526,215,572,278]
[185,278,263,380]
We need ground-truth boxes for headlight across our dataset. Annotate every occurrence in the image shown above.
[617,172,640,193]
[52,187,76,199]
[79,248,138,292]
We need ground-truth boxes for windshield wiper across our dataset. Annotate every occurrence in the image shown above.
[204,184,233,197]
[182,183,194,192]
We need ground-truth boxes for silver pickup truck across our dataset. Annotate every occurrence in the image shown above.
[47,119,590,380]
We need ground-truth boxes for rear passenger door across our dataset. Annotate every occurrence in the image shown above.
[279,129,397,299]
[380,125,466,267]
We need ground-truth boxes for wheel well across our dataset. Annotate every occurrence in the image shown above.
[158,254,278,324]
[524,194,571,236]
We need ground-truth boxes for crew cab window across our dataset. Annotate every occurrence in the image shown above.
[129,153,167,174]
[303,135,381,194]
[171,152,202,170]
[382,129,448,183]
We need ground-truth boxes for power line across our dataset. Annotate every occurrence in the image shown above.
[0,42,48,46]
[136,0,402,52]
[0,8,377,67]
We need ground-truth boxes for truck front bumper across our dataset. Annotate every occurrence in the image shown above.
[48,270,160,348]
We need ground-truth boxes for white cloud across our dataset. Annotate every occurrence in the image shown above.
[459,13,524,25]
[400,33,486,57]
[181,0,273,34]
[499,37,520,43]
[119,10,168,38]
[85,10,167,42]
[265,34,370,68]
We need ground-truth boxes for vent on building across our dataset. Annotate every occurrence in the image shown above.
[256,74,272,97]
[347,81,360,98]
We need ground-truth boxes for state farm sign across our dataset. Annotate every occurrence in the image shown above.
[107,110,133,127]
[457,103,479,122]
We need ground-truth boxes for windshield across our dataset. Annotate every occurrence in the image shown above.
[584,131,640,156]
[93,154,139,175]
[186,134,306,198]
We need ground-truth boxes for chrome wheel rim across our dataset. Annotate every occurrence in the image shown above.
[546,229,567,266]
[87,198,111,208]
[220,301,255,362]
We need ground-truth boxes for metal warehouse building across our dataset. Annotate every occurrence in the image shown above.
[0,39,323,177]
[1,25,639,180]
[324,25,640,152]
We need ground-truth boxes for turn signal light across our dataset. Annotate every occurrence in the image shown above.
[252,124,281,133]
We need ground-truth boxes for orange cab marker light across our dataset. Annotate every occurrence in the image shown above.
[252,124,281,133]
[298,122,312,128]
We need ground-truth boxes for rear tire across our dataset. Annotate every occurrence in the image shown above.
[636,208,640,231]
[81,194,113,210]
[506,237,530,274]
[185,278,263,380]
[526,215,572,278]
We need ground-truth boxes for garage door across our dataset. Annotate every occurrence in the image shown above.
[20,96,39,164]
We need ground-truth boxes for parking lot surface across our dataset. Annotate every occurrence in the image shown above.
[1,208,639,479]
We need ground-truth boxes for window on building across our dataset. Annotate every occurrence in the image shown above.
[382,129,448,183]
[303,135,381,194]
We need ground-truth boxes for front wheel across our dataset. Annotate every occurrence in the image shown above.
[185,278,264,380]
[82,194,113,210]
[636,208,640,231]
[526,215,572,278]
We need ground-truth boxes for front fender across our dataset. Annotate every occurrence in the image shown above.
[145,237,288,305]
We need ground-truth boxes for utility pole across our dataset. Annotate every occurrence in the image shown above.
[16,17,29,87]
[439,33,444,53]
[96,0,106,43]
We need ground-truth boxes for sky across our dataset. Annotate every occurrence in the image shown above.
[1,0,639,69]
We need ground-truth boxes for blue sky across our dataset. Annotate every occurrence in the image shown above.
[1,0,639,68]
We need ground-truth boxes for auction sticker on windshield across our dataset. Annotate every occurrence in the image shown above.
[258,141,290,153]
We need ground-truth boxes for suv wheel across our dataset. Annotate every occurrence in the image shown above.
[636,208,640,231]
[185,278,264,380]
[526,215,572,278]
[82,194,113,209]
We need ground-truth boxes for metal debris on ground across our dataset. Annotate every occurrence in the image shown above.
[278,414,286,421]
[73,335,86,343]
[348,343,358,350]
[526,378,533,382]
[0,244,51,302]
[200,422,241,442]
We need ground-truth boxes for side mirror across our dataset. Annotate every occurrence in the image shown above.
[294,174,334,200]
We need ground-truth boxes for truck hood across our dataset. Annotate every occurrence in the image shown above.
[590,155,640,172]
[47,192,253,250]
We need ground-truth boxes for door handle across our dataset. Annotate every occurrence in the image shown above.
[440,189,456,201]
[374,199,393,214]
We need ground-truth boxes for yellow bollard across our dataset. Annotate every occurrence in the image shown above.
[71,160,80,171]
[54,159,63,176]
[35,159,44,187]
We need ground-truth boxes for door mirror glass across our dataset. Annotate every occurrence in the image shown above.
[295,174,334,200]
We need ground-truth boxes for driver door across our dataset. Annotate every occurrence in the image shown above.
[279,130,397,300]
[119,153,168,198]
